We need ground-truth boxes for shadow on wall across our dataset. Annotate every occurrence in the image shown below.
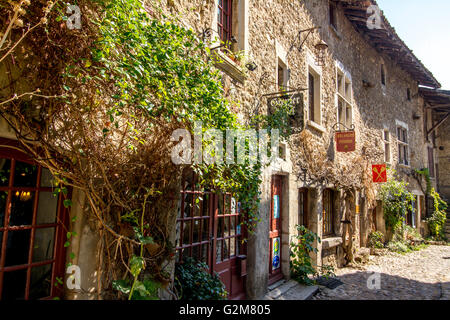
[319,271,447,300]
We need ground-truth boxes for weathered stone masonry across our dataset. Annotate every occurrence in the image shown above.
[0,0,445,300]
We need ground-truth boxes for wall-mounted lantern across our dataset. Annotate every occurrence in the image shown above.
[286,27,328,67]
[314,40,328,67]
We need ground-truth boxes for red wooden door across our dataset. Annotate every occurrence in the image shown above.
[212,194,246,300]
[269,176,283,285]
[176,172,246,299]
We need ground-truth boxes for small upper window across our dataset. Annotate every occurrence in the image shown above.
[337,68,352,130]
[308,69,321,125]
[329,1,338,30]
[277,59,288,91]
[383,129,391,163]
[397,125,409,166]
[407,88,411,101]
[381,63,386,86]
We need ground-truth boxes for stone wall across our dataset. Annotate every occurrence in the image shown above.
[0,0,438,300]
[437,119,450,202]
[159,0,436,298]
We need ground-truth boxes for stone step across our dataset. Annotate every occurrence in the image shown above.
[264,280,318,300]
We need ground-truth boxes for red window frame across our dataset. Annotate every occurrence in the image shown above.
[0,139,69,300]
[175,170,244,270]
[218,0,233,44]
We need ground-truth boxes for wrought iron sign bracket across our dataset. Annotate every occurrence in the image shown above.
[332,123,355,133]
[287,27,321,59]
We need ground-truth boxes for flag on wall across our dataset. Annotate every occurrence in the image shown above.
[372,164,387,183]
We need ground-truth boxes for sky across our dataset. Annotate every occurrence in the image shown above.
[376,0,450,89]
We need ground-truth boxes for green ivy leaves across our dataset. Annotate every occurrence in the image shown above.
[130,255,145,277]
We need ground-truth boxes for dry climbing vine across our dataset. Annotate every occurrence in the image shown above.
[0,0,265,299]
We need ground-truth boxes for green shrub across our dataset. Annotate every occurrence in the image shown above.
[378,174,415,238]
[290,225,335,286]
[404,225,422,242]
[368,231,384,249]
[175,257,227,300]
[387,241,410,253]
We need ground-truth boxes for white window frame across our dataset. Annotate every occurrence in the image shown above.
[276,41,289,91]
[383,128,391,164]
[306,52,324,131]
[336,63,353,131]
[396,120,409,166]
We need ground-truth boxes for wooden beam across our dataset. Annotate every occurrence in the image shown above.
[427,112,450,136]
[426,104,450,109]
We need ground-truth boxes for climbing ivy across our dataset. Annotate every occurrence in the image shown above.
[426,188,448,241]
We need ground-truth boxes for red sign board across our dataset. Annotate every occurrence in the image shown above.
[372,164,387,183]
[336,131,356,152]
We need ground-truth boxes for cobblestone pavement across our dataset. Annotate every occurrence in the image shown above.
[312,245,450,300]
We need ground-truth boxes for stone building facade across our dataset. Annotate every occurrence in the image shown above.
[0,0,445,300]
[158,0,442,299]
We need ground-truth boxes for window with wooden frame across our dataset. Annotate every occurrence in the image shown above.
[397,125,409,166]
[308,68,321,125]
[428,147,435,178]
[322,189,334,237]
[0,143,69,300]
[336,68,352,130]
[383,129,391,163]
[217,0,233,46]
[175,170,244,267]
[277,58,288,92]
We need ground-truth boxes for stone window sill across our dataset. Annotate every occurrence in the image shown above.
[322,236,343,249]
[307,120,326,133]
[213,50,247,84]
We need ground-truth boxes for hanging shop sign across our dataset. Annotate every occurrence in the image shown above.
[335,131,356,152]
[267,92,304,130]
[272,237,281,270]
[372,164,387,183]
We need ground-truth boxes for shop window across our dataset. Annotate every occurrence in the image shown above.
[0,145,68,300]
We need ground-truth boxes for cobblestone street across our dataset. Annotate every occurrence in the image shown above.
[312,245,450,300]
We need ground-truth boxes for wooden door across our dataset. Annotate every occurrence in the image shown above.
[212,194,246,299]
[176,173,246,300]
[269,176,283,285]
